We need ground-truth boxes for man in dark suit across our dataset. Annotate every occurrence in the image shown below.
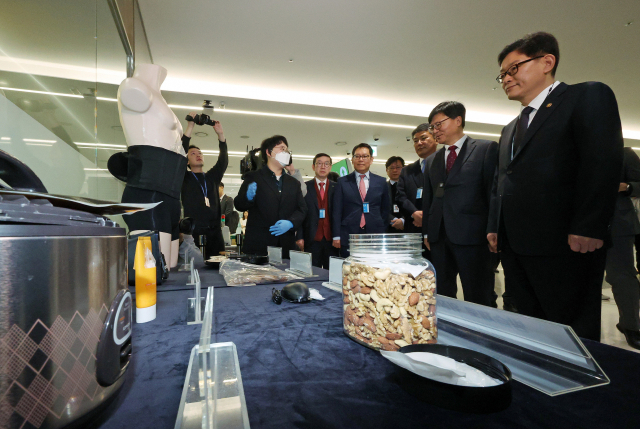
[422,102,498,307]
[606,148,640,349]
[332,143,390,257]
[234,135,308,259]
[296,153,338,268]
[219,182,235,227]
[487,32,623,341]
[397,124,438,258]
[385,156,405,233]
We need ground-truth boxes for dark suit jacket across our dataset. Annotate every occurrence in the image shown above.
[611,148,640,237]
[396,159,424,234]
[234,166,308,257]
[332,171,390,245]
[220,194,234,220]
[488,82,624,255]
[298,179,337,243]
[422,137,498,245]
[386,181,404,232]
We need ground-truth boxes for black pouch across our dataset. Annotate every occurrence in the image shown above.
[128,230,166,285]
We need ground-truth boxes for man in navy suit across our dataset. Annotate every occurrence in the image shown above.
[385,156,405,233]
[422,101,498,307]
[296,153,338,268]
[332,143,391,257]
[487,32,623,341]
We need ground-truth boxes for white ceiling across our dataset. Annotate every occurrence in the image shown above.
[1,0,639,183]
[138,0,640,134]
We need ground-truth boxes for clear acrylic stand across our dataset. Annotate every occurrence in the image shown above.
[186,264,204,325]
[175,287,250,429]
[436,295,610,396]
[285,250,317,277]
[178,247,192,271]
[267,246,283,265]
[321,256,344,292]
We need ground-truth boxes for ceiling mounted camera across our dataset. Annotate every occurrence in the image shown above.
[373,134,380,142]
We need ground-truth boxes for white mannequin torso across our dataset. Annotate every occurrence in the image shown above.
[117,64,185,156]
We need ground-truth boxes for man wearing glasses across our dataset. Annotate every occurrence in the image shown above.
[487,32,623,341]
[332,143,390,257]
[422,102,498,307]
[296,153,338,268]
[396,124,438,243]
[385,156,405,233]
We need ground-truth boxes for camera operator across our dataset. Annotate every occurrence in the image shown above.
[181,112,229,258]
[234,135,308,259]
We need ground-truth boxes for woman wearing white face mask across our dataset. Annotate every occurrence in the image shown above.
[234,135,308,258]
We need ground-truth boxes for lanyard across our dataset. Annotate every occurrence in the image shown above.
[191,172,208,197]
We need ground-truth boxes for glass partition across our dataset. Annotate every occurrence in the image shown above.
[0,0,146,220]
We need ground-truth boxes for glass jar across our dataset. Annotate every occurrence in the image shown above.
[342,233,437,351]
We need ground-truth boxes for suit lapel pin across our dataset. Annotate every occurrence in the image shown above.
[546,103,552,108]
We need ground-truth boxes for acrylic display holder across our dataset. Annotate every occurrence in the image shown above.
[175,286,250,429]
[435,295,610,396]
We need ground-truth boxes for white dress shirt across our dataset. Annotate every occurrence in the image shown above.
[315,177,328,187]
[444,135,468,167]
[522,81,561,126]
[355,170,370,192]
[510,81,561,159]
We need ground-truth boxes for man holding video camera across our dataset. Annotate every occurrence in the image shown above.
[181,111,228,259]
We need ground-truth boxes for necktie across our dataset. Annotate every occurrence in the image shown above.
[446,146,457,174]
[421,159,426,173]
[513,106,534,156]
[359,174,366,228]
[319,182,325,200]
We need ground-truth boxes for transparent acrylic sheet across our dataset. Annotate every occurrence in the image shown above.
[286,250,317,277]
[321,256,344,292]
[267,246,283,265]
[186,267,204,325]
[435,296,610,396]
[176,287,250,429]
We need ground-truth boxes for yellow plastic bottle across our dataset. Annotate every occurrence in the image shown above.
[134,236,157,323]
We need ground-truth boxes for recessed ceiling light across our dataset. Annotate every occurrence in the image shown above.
[240,135,250,139]
[625,21,633,26]
[23,138,57,143]
[335,141,347,146]
[289,59,294,63]
[194,132,208,137]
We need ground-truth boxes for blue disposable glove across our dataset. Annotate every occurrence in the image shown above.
[246,182,257,201]
[269,220,293,236]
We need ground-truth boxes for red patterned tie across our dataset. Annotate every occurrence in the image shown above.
[446,146,457,174]
[319,182,325,200]
[359,174,366,228]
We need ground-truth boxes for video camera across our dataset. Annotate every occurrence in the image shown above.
[240,147,264,180]
[185,100,217,126]
[239,146,293,179]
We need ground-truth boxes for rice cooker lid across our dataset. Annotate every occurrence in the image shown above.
[0,193,124,236]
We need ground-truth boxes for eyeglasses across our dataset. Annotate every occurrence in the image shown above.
[428,117,450,132]
[353,155,371,160]
[496,55,544,83]
[314,162,331,167]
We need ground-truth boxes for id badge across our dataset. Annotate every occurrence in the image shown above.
[435,183,445,198]
[204,196,210,207]
[416,188,423,199]
[363,203,370,213]
[319,209,326,219]
[393,204,399,213]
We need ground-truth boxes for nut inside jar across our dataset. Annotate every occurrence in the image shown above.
[343,263,437,351]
